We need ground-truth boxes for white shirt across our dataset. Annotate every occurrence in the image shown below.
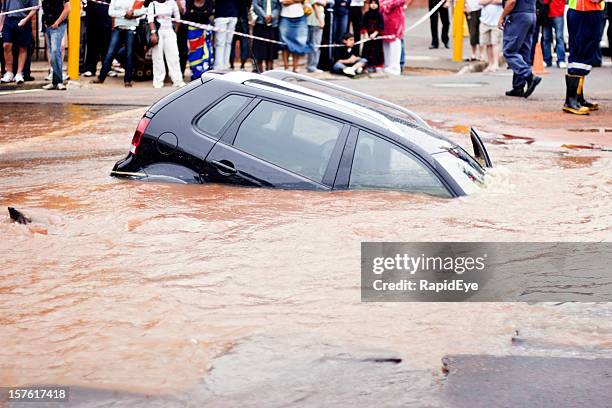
[350,0,365,6]
[480,3,502,26]
[108,0,146,29]
[281,3,304,17]
[148,0,180,31]
[465,0,481,11]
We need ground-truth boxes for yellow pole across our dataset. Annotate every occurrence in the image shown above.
[67,0,81,80]
[452,0,464,62]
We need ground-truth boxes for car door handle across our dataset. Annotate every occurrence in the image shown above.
[211,160,237,175]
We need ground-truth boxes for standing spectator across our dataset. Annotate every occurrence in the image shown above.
[479,0,502,71]
[306,0,325,72]
[498,0,541,97]
[184,0,215,79]
[333,0,349,45]
[214,0,239,70]
[93,0,147,87]
[279,0,311,72]
[361,0,383,70]
[0,0,37,84]
[465,0,482,60]
[83,0,112,77]
[41,0,70,90]
[380,0,405,74]
[349,0,363,42]
[148,0,186,87]
[428,0,449,48]
[252,0,281,72]
[541,0,565,67]
[229,0,251,70]
[332,31,367,75]
[562,0,604,114]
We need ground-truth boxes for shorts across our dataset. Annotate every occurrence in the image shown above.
[1,17,33,47]
[479,22,501,46]
[465,10,481,46]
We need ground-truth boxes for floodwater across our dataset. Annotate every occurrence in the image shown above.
[1,103,611,406]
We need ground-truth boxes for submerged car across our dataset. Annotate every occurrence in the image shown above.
[111,70,492,197]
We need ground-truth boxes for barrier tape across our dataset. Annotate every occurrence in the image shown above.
[1,0,446,49]
[0,5,40,17]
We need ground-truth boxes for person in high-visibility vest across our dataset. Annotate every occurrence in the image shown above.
[563,0,605,115]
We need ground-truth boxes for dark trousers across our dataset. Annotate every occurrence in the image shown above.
[177,24,188,74]
[567,9,602,76]
[429,0,449,47]
[229,18,250,67]
[530,22,542,65]
[349,5,362,43]
[502,12,536,88]
[85,25,111,74]
[333,12,349,45]
[99,28,136,83]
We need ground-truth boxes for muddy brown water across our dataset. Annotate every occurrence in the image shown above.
[1,104,611,405]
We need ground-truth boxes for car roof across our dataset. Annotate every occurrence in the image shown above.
[202,71,457,155]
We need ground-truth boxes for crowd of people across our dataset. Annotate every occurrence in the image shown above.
[0,0,418,89]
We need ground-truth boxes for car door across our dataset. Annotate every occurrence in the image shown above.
[335,129,453,198]
[203,98,349,190]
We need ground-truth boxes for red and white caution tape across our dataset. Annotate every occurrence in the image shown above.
[0,5,40,17]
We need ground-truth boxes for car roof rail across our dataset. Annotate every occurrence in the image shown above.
[261,70,431,129]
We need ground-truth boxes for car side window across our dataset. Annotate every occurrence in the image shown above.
[195,94,249,138]
[349,131,451,197]
[233,100,343,183]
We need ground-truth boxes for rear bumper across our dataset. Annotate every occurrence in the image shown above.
[110,154,146,179]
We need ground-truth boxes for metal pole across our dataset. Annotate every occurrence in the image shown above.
[67,0,81,80]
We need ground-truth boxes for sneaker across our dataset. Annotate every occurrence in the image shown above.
[14,73,24,84]
[44,72,53,81]
[83,71,93,77]
[0,71,14,83]
[42,83,56,90]
[342,66,356,77]
[108,70,118,77]
[62,73,69,81]
[544,62,553,68]
[558,61,567,69]
[355,66,363,74]
[91,78,104,84]
[56,83,66,90]
[173,81,187,88]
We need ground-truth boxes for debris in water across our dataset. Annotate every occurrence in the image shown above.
[511,330,525,345]
[8,207,31,224]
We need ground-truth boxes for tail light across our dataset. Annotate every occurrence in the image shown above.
[130,117,150,154]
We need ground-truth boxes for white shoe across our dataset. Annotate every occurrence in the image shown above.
[355,66,363,74]
[62,73,69,81]
[108,70,118,77]
[14,73,24,84]
[56,83,66,90]
[44,72,53,81]
[342,66,356,77]
[558,61,567,69]
[1,72,15,83]
[153,83,164,89]
[173,81,187,88]
[42,83,56,90]
[83,71,93,77]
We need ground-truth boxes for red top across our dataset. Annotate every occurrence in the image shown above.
[380,0,405,41]
[545,0,565,17]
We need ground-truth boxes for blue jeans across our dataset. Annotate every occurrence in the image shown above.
[542,16,565,66]
[333,13,349,45]
[332,57,367,73]
[307,25,323,71]
[99,28,135,83]
[502,12,536,88]
[46,23,67,86]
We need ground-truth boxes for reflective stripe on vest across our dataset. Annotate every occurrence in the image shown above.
[568,0,604,11]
